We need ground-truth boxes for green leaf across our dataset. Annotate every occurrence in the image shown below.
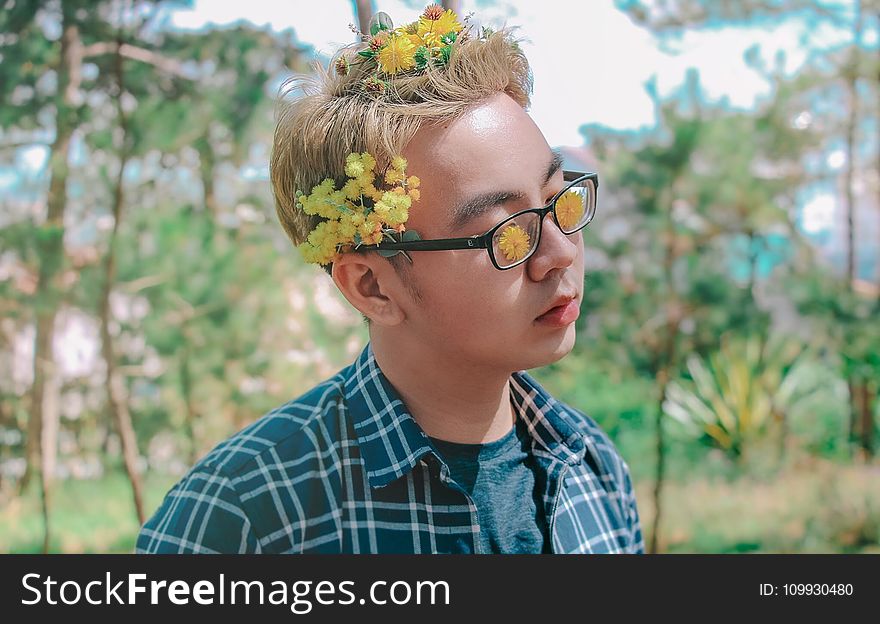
[414,46,429,68]
[358,50,376,59]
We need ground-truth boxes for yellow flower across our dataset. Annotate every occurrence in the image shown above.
[555,190,585,231]
[345,153,365,178]
[342,178,362,200]
[377,33,417,74]
[417,9,463,47]
[360,152,376,172]
[391,155,407,171]
[339,221,357,238]
[373,201,392,219]
[497,224,531,262]
[385,168,404,185]
[387,206,408,226]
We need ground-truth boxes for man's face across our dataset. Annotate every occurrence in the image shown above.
[396,91,585,372]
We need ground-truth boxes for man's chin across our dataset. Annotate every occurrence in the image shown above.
[516,326,577,370]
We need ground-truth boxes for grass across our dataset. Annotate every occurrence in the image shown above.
[0,472,178,554]
[637,456,880,553]
[1,456,878,553]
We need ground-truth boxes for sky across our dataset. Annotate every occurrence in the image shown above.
[168,0,855,147]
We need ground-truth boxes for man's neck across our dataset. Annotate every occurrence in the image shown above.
[370,333,516,444]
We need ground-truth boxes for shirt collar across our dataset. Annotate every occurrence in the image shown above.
[344,341,587,489]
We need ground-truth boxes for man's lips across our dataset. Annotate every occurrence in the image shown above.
[535,297,580,326]
[536,294,577,319]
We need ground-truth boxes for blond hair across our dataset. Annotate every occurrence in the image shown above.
[270,25,533,276]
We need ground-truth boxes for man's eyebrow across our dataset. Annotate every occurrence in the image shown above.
[448,149,564,232]
[543,148,564,187]
[448,189,525,232]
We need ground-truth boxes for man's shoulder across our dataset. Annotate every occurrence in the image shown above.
[553,399,634,482]
[556,401,644,554]
[196,370,350,480]
[562,405,622,457]
[136,371,354,553]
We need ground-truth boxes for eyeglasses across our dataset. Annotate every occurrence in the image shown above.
[352,170,598,270]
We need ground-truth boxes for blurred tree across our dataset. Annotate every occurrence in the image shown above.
[578,66,818,550]
[617,0,879,457]
[1,0,196,550]
[353,0,376,38]
[129,24,305,463]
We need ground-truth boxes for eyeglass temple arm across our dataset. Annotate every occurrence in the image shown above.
[353,236,487,252]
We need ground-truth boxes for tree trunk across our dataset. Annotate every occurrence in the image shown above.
[441,0,461,15]
[649,367,669,555]
[39,362,60,553]
[180,342,199,467]
[196,137,217,217]
[649,189,682,555]
[842,1,862,455]
[857,381,874,459]
[847,377,859,449]
[354,0,373,38]
[98,37,146,525]
[746,227,759,302]
[22,11,83,555]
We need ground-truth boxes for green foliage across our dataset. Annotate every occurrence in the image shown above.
[663,334,828,460]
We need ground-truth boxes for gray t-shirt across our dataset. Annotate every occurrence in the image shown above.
[428,415,550,554]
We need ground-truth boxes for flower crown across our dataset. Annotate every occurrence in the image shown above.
[335,4,489,95]
[296,151,421,266]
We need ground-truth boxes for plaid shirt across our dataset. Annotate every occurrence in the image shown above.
[136,341,644,554]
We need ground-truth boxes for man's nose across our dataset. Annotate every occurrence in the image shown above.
[527,211,580,279]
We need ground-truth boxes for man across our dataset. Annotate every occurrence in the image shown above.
[137,5,644,554]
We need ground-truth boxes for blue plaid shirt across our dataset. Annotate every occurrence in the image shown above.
[136,341,644,554]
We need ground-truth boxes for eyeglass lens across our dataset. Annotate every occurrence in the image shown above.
[491,176,596,268]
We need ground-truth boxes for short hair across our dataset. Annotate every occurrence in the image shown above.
[269,24,533,323]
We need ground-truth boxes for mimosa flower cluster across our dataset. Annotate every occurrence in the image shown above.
[296,152,420,266]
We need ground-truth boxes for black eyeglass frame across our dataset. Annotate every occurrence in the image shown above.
[351,170,598,270]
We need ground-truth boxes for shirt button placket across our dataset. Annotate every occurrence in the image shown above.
[434,459,481,554]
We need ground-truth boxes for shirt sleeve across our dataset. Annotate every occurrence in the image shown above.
[619,459,645,554]
[135,467,260,554]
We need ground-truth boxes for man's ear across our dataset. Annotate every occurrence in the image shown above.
[331,253,406,326]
